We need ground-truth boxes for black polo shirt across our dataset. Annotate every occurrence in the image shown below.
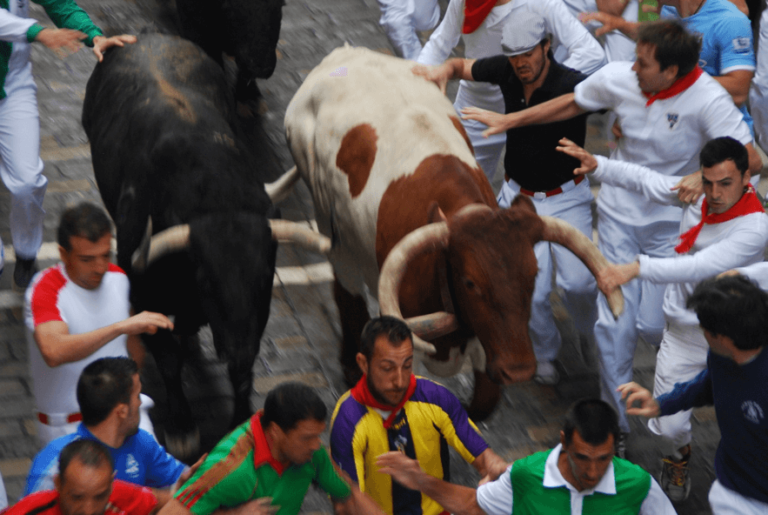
[471,54,590,192]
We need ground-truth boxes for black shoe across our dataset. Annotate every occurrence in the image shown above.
[13,257,37,290]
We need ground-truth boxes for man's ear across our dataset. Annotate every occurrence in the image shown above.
[116,402,129,421]
[54,473,61,492]
[356,353,369,376]
[560,430,566,449]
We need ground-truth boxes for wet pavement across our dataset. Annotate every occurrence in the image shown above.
[0,0,760,513]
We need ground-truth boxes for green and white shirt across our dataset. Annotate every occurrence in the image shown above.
[175,413,352,515]
[0,0,103,98]
[476,444,676,514]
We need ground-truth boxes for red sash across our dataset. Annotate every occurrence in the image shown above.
[462,0,497,34]
[350,374,417,429]
[644,66,703,106]
[675,185,764,254]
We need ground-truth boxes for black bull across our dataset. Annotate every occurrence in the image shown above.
[82,34,278,458]
[176,0,284,102]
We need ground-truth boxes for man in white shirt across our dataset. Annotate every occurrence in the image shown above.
[462,20,761,453]
[559,135,768,501]
[377,399,676,515]
[25,202,173,445]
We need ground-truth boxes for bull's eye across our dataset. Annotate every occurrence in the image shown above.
[464,278,475,290]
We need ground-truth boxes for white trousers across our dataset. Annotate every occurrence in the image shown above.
[498,178,597,363]
[0,65,46,260]
[454,86,506,182]
[647,323,708,453]
[377,0,440,60]
[709,479,768,515]
[36,394,157,446]
[594,212,678,432]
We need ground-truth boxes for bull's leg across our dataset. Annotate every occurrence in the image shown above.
[334,277,370,386]
[467,370,502,422]
[146,332,200,461]
[227,355,256,429]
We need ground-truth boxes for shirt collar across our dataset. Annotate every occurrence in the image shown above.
[643,66,704,106]
[543,443,616,495]
[251,411,286,475]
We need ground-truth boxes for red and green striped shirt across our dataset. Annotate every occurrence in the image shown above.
[175,413,351,515]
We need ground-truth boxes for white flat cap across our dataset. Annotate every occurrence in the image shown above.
[501,11,548,57]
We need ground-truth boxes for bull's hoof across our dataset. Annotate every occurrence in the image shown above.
[165,428,201,462]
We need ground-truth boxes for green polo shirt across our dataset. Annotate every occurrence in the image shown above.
[175,413,352,515]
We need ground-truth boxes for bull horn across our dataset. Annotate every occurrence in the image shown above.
[379,222,454,355]
[131,217,153,271]
[264,166,300,204]
[452,203,493,220]
[404,312,460,341]
[540,216,624,319]
[269,219,331,255]
[132,224,191,271]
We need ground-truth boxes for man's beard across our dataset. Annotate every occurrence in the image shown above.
[367,375,404,408]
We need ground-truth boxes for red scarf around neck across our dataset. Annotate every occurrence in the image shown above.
[644,66,703,106]
[463,0,497,34]
[351,374,417,429]
[675,185,764,254]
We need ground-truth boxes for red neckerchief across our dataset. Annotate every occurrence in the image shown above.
[250,411,286,475]
[643,66,703,106]
[675,185,764,254]
[350,374,417,429]
[462,0,496,34]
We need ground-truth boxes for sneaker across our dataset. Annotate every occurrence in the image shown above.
[660,447,692,502]
[13,257,37,290]
[615,432,629,459]
[534,360,560,385]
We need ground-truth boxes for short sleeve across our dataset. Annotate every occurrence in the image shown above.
[716,17,756,74]
[573,63,620,111]
[701,86,752,145]
[109,481,158,515]
[476,465,513,515]
[140,432,186,488]
[26,268,67,328]
[471,56,511,86]
[313,448,352,500]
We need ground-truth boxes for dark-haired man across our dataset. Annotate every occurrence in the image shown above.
[25,357,186,500]
[463,20,760,447]
[560,135,768,500]
[161,382,384,515]
[619,275,768,514]
[414,10,598,386]
[6,439,158,515]
[377,399,675,514]
[330,316,507,515]
[24,202,173,445]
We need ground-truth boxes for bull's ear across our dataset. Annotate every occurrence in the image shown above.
[509,194,537,215]
[427,201,448,224]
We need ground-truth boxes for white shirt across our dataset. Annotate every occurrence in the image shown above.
[575,62,753,226]
[418,0,607,94]
[593,155,768,326]
[25,263,131,417]
[476,444,675,514]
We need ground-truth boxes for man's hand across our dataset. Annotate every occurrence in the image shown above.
[460,107,511,138]
[672,171,703,204]
[556,137,598,175]
[92,34,137,62]
[472,448,508,486]
[377,451,428,491]
[35,28,85,57]
[580,11,632,38]
[617,382,660,417]
[119,311,174,336]
[412,63,451,95]
[597,262,640,292]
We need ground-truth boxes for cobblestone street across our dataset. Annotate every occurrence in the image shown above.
[0,0,752,513]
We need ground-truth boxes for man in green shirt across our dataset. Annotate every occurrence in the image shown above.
[161,382,384,515]
[377,399,676,514]
[0,0,135,289]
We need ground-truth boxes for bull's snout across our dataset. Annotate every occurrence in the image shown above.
[486,360,536,385]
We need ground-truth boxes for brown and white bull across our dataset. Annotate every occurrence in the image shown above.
[283,46,622,419]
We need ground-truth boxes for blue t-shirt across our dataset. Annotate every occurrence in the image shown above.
[658,348,768,504]
[25,424,186,495]
[661,0,755,131]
